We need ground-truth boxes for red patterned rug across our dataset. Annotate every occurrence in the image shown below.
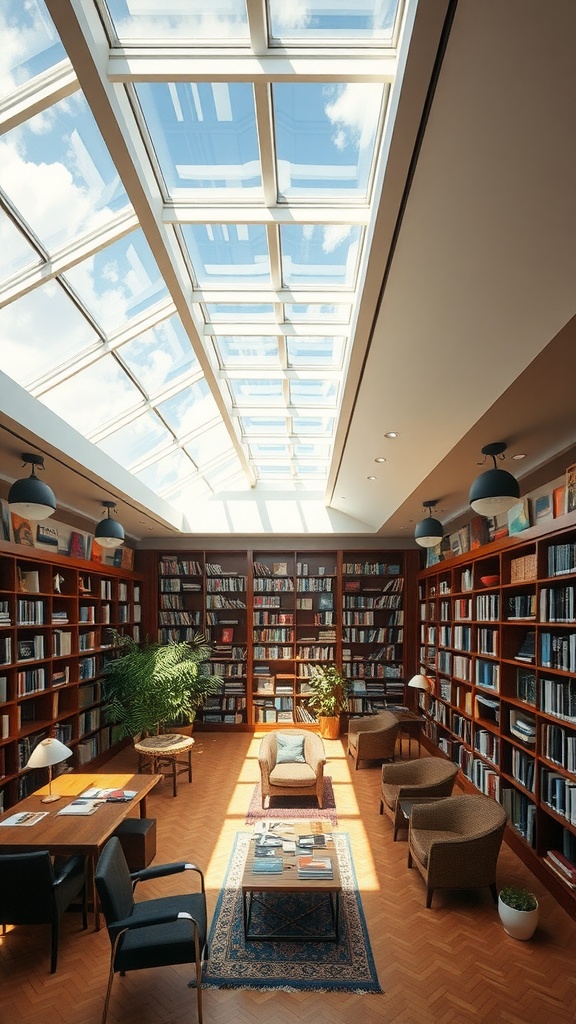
[245,777,337,824]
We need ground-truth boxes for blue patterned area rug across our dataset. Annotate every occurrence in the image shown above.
[199,832,382,993]
[245,777,338,825]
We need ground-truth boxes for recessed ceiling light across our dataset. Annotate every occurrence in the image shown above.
[385,431,398,439]
[367,475,376,481]
[511,453,527,460]
[374,457,386,463]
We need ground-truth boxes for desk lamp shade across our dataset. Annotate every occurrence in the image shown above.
[95,500,125,549]
[8,453,56,521]
[26,737,72,802]
[408,674,433,692]
[469,442,520,516]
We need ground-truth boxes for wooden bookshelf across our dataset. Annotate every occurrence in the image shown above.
[141,548,418,730]
[0,541,143,813]
[417,515,576,917]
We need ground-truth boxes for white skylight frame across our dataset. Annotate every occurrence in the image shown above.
[0,0,411,511]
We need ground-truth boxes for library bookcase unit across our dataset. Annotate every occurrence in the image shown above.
[252,550,345,727]
[417,515,576,918]
[342,553,406,717]
[0,542,143,814]
[157,553,248,726]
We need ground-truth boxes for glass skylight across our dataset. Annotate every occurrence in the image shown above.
[0,0,415,512]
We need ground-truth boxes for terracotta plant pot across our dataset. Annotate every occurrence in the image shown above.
[318,715,340,740]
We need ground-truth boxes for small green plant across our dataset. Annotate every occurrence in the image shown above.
[306,663,352,718]
[499,886,538,912]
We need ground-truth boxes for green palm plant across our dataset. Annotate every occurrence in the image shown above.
[102,631,221,738]
[305,663,351,718]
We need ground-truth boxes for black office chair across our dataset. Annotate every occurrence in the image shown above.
[95,837,208,1024]
[0,850,87,973]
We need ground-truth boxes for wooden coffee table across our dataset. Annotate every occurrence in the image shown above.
[241,821,341,942]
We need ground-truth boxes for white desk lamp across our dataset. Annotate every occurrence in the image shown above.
[26,737,72,803]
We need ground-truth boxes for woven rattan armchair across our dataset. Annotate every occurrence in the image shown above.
[347,711,400,769]
[258,730,326,808]
[407,794,507,907]
[380,757,459,838]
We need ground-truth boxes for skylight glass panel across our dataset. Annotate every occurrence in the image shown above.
[295,442,330,458]
[0,209,42,280]
[184,422,235,467]
[63,229,168,334]
[40,354,145,435]
[0,93,128,253]
[290,379,339,406]
[158,380,220,437]
[280,224,361,287]
[181,224,270,286]
[241,416,287,435]
[267,0,400,42]
[205,303,276,321]
[257,464,292,478]
[0,1,66,99]
[286,336,345,367]
[273,83,383,200]
[96,410,174,467]
[135,82,261,198]
[0,280,100,388]
[118,316,199,394]
[285,303,350,322]
[292,415,335,435]
[203,455,245,489]
[133,449,198,493]
[228,378,284,406]
[214,336,279,367]
[249,442,291,459]
[103,0,249,42]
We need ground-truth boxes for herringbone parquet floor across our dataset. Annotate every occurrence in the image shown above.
[2,732,576,1024]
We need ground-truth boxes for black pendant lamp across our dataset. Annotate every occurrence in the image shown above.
[95,500,125,549]
[414,500,443,548]
[469,442,520,516]
[8,453,56,521]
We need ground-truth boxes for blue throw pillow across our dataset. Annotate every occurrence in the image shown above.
[276,734,306,764]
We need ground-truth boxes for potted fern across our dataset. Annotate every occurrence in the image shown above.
[305,663,351,739]
[498,885,539,940]
[102,631,221,739]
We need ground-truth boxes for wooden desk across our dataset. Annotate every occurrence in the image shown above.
[0,772,161,928]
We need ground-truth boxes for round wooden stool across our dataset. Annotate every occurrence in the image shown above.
[134,733,194,797]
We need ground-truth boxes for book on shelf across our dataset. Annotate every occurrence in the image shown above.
[546,849,576,882]
[515,630,536,662]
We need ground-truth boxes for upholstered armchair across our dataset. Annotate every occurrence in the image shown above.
[258,730,326,808]
[379,757,459,838]
[347,711,400,769]
[407,794,507,907]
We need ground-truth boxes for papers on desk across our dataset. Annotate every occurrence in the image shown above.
[0,811,49,827]
[81,787,137,802]
[57,799,102,816]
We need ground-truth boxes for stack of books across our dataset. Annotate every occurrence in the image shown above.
[252,857,283,873]
[297,855,333,879]
[544,849,576,889]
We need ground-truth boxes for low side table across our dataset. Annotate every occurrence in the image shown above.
[393,711,424,757]
[396,795,444,840]
[134,733,194,797]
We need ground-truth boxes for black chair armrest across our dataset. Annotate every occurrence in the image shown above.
[53,854,85,887]
[113,910,198,933]
[131,862,205,891]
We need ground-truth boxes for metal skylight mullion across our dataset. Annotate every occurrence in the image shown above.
[245,0,269,55]
[204,323,349,338]
[163,206,369,225]
[45,0,256,488]
[196,287,355,306]
[225,368,340,381]
[107,52,398,84]
[0,210,140,310]
[0,62,78,135]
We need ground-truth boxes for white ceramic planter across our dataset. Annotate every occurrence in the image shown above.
[498,895,539,940]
